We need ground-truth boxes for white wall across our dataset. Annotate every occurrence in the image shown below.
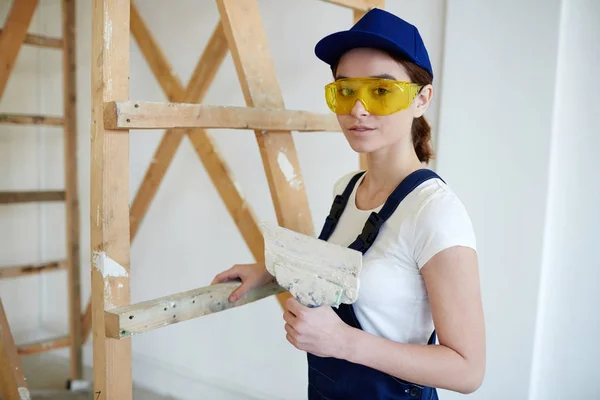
[529,0,600,398]
[436,0,564,398]
[1,0,598,399]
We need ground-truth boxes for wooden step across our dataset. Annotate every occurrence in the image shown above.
[0,29,62,49]
[0,113,64,126]
[17,335,70,355]
[0,260,67,280]
[0,191,66,204]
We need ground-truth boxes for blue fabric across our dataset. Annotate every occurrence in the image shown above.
[314,8,434,78]
[308,169,443,399]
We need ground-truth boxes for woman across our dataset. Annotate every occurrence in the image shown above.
[212,8,485,399]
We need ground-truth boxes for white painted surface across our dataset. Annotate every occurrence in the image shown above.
[529,1,600,398]
[92,251,129,278]
[435,0,565,398]
[1,0,597,399]
[18,386,31,400]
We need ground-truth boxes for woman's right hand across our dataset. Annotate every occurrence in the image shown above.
[211,261,274,303]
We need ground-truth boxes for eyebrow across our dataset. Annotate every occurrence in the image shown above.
[335,74,397,80]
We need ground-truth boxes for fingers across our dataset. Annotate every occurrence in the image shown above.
[211,264,245,285]
[211,270,236,285]
[212,262,263,302]
[228,283,249,303]
[283,310,297,325]
[285,323,300,348]
[286,333,297,348]
[285,296,305,317]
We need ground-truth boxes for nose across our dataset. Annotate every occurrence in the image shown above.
[350,99,369,117]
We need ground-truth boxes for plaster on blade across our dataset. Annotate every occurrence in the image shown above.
[261,222,362,308]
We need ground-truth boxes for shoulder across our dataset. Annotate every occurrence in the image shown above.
[412,179,472,224]
[410,178,477,269]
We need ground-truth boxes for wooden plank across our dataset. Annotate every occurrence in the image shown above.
[0,260,67,280]
[217,0,317,309]
[0,191,65,203]
[17,335,70,355]
[62,0,82,382]
[0,113,64,126]
[82,15,259,340]
[0,29,62,49]
[216,0,315,234]
[105,281,284,339]
[320,0,380,11]
[104,100,340,131]
[128,16,229,240]
[81,301,92,342]
[0,0,39,100]
[0,298,30,400]
[90,0,132,399]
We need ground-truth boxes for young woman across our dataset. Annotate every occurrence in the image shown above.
[212,8,485,400]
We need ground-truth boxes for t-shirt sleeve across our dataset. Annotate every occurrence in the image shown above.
[413,193,477,269]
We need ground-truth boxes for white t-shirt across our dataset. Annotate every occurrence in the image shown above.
[325,170,477,345]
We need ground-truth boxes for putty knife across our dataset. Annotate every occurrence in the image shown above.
[261,222,362,308]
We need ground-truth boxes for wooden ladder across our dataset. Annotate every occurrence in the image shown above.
[88,0,383,399]
[0,0,83,393]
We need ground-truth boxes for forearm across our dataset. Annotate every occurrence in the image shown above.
[340,327,483,394]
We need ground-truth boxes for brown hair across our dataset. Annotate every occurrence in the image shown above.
[332,52,435,164]
[399,59,435,164]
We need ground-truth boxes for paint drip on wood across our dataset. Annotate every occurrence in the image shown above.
[18,387,31,400]
[92,251,129,278]
[277,151,302,190]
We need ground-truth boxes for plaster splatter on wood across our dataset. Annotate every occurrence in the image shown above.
[276,151,302,190]
[18,387,30,400]
[104,280,284,338]
[92,251,128,278]
[261,222,362,308]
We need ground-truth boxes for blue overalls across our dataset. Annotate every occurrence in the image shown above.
[307,169,442,400]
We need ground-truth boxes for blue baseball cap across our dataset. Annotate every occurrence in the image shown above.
[314,8,434,79]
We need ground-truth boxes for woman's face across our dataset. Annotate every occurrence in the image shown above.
[333,48,432,155]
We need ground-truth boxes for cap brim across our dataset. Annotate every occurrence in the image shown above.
[315,30,415,69]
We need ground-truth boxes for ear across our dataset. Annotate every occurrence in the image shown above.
[414,84,433,118]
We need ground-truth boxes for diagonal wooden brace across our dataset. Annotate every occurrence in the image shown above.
[0,0,39,100]
[128,4,230,240]
[0,298,30,400]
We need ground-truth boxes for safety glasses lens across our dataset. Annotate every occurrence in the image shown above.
[325,79,420,116]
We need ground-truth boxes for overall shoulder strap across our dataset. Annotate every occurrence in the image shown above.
[318,171,366,241]
[348,168,444,254]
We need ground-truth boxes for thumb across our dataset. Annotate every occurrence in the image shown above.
[228,280,251,303]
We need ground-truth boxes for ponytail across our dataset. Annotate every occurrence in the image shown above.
[412,115,434,164]
[397,59,435,164]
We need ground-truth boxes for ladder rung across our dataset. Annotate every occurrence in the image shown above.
[0,113,64,126]
[0,260,67,280]
[0,29,63,49]
[0,191,66,204]
[17,335,70,355]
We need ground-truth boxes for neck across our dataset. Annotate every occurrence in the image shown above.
[362,141,424,192]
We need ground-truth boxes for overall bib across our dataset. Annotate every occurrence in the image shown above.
[308,169,442,400]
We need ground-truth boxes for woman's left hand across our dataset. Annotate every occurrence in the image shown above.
[283,296,352,359]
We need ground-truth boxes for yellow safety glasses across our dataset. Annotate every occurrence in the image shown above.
[324,78,422,116]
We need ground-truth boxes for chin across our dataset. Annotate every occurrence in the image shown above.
[343,130,380,154]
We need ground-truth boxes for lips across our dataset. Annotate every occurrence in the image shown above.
[349,125,375,134]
